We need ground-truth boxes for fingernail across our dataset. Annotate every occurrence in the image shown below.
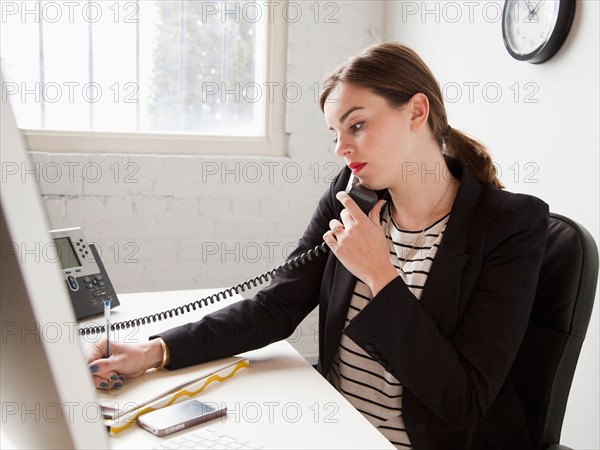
[99,382,108,388]
[113,382,123,388]
[89,365,99,373]
[118,376,125,381]
[110,374,119,380]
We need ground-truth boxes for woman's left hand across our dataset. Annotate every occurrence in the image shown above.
[323,192,398,295]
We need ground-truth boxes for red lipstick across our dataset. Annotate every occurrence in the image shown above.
[348,162,366,175]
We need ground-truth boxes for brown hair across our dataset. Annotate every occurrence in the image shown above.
[319,42,503,189]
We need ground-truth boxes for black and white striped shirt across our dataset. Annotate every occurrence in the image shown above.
[328,205,450,449]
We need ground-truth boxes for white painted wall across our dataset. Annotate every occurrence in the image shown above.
[383,1,599,448]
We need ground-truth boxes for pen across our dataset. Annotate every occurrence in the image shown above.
[104,300,111,359]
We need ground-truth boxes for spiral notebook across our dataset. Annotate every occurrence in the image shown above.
[96,356,249,433]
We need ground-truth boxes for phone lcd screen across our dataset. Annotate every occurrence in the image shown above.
[54,237,81,270]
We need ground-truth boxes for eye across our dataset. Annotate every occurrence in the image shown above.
[350,122,364,133]
[332,135,338,144]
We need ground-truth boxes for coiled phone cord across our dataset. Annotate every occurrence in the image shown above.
[78,242,330,336]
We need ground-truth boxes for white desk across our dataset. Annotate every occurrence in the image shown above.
[81,288,394,449]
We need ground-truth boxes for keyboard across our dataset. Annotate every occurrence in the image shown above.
[153,427,265,449]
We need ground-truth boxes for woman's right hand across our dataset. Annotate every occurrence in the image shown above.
[86,339,163,390]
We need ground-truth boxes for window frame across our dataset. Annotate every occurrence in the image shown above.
[22,5,289,157]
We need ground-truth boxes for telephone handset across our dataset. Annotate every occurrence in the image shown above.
[79,175,378,335]
[49,227,120,320]
[344,173,379,215]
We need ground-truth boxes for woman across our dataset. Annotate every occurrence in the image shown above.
[87,42,548,450]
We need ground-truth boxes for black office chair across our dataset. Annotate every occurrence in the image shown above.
[509,213,599,450]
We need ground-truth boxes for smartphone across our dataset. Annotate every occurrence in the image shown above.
[137,399,227,437]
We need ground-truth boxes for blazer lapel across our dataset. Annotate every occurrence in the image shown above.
[418,157,482,324]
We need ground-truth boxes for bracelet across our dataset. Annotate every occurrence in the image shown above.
[155,338,168,370]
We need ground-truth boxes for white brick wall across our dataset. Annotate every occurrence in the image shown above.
[32,2,385,360]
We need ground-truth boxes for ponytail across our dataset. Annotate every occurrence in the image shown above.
[444,126,504,189]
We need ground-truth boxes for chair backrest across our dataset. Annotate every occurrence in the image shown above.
[509,213,599,449]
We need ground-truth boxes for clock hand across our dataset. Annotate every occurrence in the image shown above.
[526,0,543,21]
[524,3,535,21]
[524,0,536,11]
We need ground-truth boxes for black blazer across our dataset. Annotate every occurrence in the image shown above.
[157,156,549,450]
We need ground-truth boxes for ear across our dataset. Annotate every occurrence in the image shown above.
[408,93,429,132]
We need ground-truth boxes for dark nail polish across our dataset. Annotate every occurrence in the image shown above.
[118,376,125,381]
[89,365,99,373]
[110,374,118,380]
[99,382,108,388]
[113,382,123,388]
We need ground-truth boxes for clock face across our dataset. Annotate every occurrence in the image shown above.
[503,0,560,58]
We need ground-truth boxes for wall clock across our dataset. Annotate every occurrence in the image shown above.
[502,0,576,63]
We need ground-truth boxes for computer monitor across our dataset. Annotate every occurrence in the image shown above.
[0,72,108,448]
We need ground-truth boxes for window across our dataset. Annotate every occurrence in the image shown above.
[0,1,288,155]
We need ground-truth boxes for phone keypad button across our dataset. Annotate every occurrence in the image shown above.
[67,276,78,290]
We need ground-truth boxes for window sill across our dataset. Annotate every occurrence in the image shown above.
[23,129,288,157]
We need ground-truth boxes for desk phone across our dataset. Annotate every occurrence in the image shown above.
[49,227,120,320]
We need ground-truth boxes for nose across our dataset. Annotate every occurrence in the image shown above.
[334,135,353,158]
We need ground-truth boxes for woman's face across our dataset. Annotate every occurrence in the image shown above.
[323,82,417,191]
